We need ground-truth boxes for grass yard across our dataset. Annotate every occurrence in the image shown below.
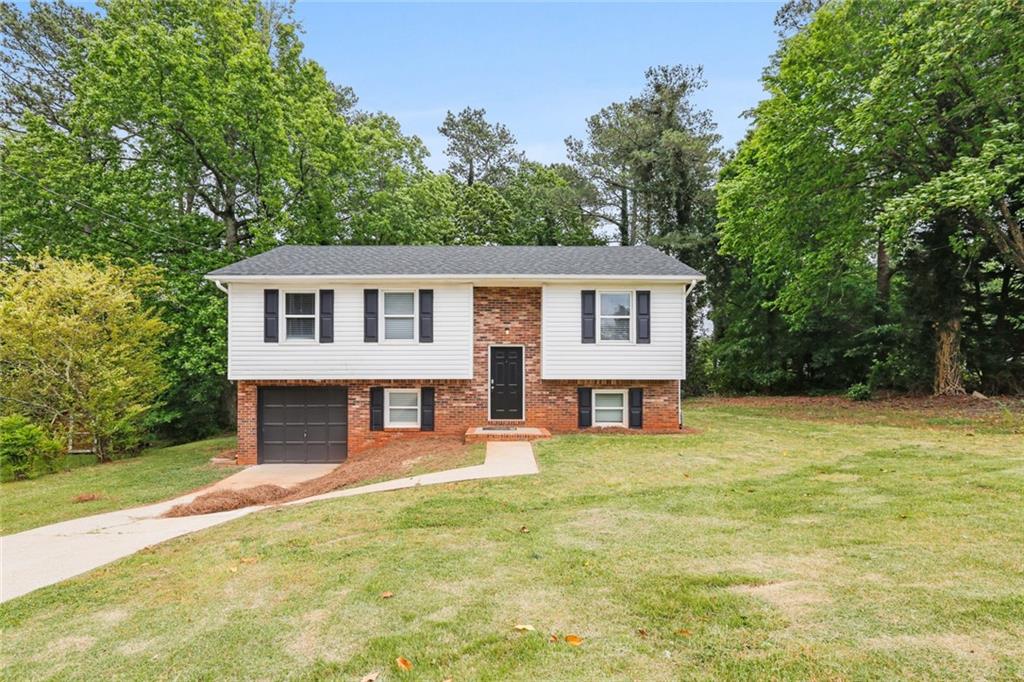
[2,401,1023,680]
[0,436,241,535]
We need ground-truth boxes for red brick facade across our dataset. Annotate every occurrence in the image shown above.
[235,287,681,464]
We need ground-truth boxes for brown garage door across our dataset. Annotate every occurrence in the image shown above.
[258,387,347,463]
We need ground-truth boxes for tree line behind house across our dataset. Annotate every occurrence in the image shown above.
[0,0,1021,470]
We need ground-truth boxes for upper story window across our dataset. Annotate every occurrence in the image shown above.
[599,291,631,342]
[383,291,416,340]
[285,292,316,340]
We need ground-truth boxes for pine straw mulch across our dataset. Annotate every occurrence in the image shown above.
[164,436,479,518]
[689,394,1024,433]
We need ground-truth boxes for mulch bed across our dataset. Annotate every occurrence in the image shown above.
[164,436,475,517]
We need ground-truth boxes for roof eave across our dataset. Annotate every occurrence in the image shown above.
[204,273,706,283]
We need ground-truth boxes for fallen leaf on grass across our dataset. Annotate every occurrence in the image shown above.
[380,591,395,599]
[396,656,413,671]
[564,634,584,646]
[548,634,558,643]
[675,628,692,637]
[360,673,380,682]
[637,628,649,638]
[228,567,238,573]
[72,492,101,503]
[240,556,259,564]
[513,624,535,632]
[519,525,530,533]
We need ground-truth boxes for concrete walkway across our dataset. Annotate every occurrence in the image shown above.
[1,441,538,602]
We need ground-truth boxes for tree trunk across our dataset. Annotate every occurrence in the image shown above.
[875,236,892,317]
[618,187,629,245]
[933,316,966,395]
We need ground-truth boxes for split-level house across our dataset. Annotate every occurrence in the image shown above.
[206,245,704,464]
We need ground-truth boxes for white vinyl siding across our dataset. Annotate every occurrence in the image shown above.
[227,282,473,380]
[385,389,420,428]
[542,283,686,380]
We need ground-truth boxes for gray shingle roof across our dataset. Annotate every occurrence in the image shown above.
[207,245,703,279]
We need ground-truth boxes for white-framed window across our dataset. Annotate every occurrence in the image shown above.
[384,389,420,428]
[593,389,627,427]
[284,292,316,340]
[382,291,416,341]
[598,291,632,342]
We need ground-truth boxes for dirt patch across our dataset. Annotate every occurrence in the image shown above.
[165,436,476,517]
[731,580,830,622]
[865,631,1019,668]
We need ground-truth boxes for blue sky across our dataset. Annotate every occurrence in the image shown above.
[292,2,783,169]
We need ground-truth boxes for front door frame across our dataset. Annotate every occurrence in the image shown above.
[488,344,525,421]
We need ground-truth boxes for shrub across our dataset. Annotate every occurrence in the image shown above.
[0,415,65,481]
[0,255,169,459]
[846,382,873,401]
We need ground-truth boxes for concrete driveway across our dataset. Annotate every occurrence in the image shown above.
[1,442,538,602]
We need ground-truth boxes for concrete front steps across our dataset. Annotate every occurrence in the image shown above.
[465,425,551,444]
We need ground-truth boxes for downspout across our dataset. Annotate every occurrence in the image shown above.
[212,279,229,294]
[680,281,698,428]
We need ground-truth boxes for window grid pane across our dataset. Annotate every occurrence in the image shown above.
[388,392,419,407]
[594,408,624,424]
[286,293,315,315]
[600,293,630,316]
[384,292,415,315]
[385,317,415,339]
[286,317,315,339]
[594,392,624,408]
[388,408,419,425]
[600,318,630,341]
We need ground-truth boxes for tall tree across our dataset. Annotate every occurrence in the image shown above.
[0,0,431,438]
[566,65,721,373]
[0,0,93,134]
[438,106,523,187]
[717,0,1024,396]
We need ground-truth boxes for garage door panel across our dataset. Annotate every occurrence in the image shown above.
[258,387,347,463]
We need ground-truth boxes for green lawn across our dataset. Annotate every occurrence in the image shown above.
[1,436,241,535]
[2,404,1023,680]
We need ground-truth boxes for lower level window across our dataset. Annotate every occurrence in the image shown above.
[385,389,420,428]
[593,390,626,426]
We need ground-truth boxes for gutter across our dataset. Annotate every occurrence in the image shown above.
[202,273,707,284]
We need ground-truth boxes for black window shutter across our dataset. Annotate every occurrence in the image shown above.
[581,290,596,343]
[370,387,384,431]
[364,289,378,342]
[636,290,651,344]
[578,387,592,428]
[629,388,644,429]
[419,289,433,343]
[264,289,279,343]
[319,289,334,343]
[421,387,435,431]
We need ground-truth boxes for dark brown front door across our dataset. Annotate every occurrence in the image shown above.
[258,387,347,463]
[489,346,523,420]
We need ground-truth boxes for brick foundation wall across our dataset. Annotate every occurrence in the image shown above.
[235,287,681,464]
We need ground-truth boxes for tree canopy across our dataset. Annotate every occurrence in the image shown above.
[716,0,1023,395]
